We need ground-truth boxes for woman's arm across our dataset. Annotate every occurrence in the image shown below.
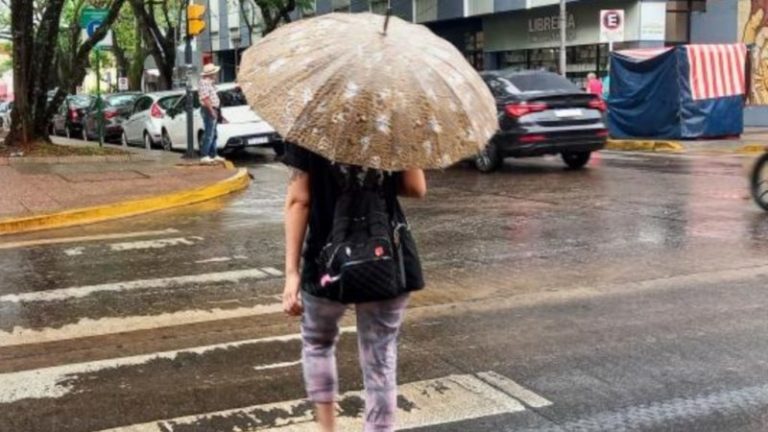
[399,169,427,199]
[283,168,311,316]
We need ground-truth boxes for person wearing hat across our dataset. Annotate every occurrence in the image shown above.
[198,63,225,164]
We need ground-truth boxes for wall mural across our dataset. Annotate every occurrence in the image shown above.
[740,0,768,104]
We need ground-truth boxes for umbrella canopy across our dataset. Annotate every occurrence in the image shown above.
[237,12,498,170]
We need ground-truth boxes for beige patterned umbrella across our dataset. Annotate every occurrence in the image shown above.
[237,12,498,170]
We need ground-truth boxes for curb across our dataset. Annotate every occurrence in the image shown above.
[736,144,768,155]
[0,168,251,236]
[0,154,158,165]
[606,139,684,153]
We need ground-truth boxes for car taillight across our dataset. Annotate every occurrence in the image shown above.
[596,130,609,138]
[519,134,547,143]
[504,102,548,118]
[588,98,607,112]
[150,103,164,118]
[69,108,78,120]
[104,109,119,119]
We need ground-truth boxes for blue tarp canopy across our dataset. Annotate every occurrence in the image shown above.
[608,44,747,139]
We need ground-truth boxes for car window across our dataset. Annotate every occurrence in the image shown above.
[69,95,93,108]
[502,73,578,93]
[107,94,140,108]
[484,77,515,97]
[173,94,200,111]
[218,87,248,108]
[158,95,181,110]
[133,97,151,115]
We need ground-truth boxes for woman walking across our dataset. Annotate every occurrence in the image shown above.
[282,142,426,432]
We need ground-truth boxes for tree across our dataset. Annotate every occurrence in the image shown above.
[6,0,126,147]
[129,0,184,90]
[239,0,313,37]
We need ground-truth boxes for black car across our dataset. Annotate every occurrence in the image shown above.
[475,70,608,172]
[50,95,95,138]
[82,92,142,142]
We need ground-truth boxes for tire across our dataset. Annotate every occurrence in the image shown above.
[161,129,173,151]
[143,132,153,149]
[562,151,592,169]
[750,152,768,211]
[272,141,285,157]
[197,131,205,154]
[474,141,501,173]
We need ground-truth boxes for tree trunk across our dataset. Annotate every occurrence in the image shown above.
[5,0,127,147]
[129,0,177,91]
[7,0,35,146]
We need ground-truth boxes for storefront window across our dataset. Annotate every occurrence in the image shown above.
[495,44,610,88]
[371,0,388,14]
[465,31,485,70]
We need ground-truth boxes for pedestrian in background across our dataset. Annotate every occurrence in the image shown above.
[282,142,427,432]
[198,63,225,164]
[586,72,604,99]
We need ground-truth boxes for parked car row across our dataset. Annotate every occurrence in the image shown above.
[48,83,283,155]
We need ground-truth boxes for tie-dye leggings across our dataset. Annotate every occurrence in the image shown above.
[301,292,410,432]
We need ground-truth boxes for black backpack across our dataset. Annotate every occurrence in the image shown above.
[316,165,423,304]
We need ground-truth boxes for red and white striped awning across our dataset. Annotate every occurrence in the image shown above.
[686,44,747,101]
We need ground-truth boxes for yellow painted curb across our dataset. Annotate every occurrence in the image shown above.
[606,139,685,153]
[737,144,767,155]
[0,168,251,236]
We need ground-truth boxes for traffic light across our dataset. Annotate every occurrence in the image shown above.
[187,4,206,37]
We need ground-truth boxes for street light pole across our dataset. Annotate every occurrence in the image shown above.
[559,0,567,77]
[184,0,196,159]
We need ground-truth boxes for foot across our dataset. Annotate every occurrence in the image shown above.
[200,156,213,164]
[213,155,226,162]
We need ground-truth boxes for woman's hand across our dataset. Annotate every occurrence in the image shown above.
[283,271,303,316]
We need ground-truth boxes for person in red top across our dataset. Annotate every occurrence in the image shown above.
[586,72,604,99]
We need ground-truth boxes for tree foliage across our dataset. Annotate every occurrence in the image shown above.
[239,0,314,37]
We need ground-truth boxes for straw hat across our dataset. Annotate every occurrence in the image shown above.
[201,63,221,76]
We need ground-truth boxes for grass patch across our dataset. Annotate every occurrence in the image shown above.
[0,140,129,158]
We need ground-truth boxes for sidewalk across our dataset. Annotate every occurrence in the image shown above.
[0,138,250,235]
[607,127,768,154]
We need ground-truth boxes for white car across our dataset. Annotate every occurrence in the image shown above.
[121,90,184,148]
[161,83,281,153]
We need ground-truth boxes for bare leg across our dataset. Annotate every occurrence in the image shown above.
[315,402,336,432]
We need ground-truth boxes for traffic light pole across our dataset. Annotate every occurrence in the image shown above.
[183,0,196,159]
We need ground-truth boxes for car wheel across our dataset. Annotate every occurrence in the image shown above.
[272,141,285,157]
[474,142,501,173]
[562,151,592,169]
[161,130,173,151]
[750,152,768,211]
[143,132,153,149]
[197,131,204,154]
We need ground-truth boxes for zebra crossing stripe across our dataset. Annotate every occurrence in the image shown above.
[97,372,531,432]
[0,268,283,304]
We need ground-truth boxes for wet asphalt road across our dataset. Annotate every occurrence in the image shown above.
[2,149,768,432]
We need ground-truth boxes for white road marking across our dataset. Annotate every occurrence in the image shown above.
[98,372,528,432]
[0,304,285,347]
[0,268,280,304]
[0,328,356,404]
[476,371,553,408]
[109,236,203,251]
[194,255,248,264]
[0,229,181,250]
[63,247,85,256]
[253,360,302,371]
[262,267,283,277]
